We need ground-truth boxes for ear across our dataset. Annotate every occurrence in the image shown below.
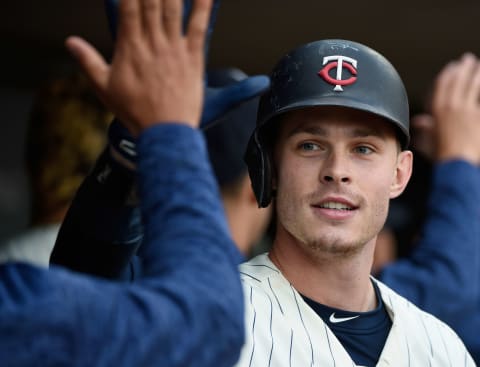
[270,155,278,194]
[243,175,260,205]
[390,150,413,199]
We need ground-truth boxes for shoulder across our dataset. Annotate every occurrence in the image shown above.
[374,278,474,364]
[239,253,296,314]
[375,278,450,329]
[240,253,281,284]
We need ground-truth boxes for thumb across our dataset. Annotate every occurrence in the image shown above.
[65,36,109,99]
[201,75,270,129]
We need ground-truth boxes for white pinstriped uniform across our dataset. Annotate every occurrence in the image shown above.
[234,254,475,367]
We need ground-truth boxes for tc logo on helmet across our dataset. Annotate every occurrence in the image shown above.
[318,56,358,92]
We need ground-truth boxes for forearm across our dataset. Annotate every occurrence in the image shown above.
[136,124,242,271]
[118,124,244,366]
[11,146,244,366]
[50,147,142,280]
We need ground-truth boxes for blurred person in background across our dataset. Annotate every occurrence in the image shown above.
[205,67,272,256]
[0,73,109,266]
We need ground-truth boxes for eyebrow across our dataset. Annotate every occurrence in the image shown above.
[287,125,327,137]
[287,124,387,140]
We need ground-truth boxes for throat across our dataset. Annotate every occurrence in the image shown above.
[269,247,377,312]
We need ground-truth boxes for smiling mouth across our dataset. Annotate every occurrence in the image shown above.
[316,202,354,210]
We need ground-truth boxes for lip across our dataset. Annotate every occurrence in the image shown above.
[310,196,358,220]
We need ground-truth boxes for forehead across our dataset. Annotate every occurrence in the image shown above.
[278,106,397,139]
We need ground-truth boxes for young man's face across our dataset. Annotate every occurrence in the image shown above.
[273,106,412,258]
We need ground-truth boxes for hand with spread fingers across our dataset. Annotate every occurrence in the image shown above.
[431,53,480,164]
[66,0,212,135]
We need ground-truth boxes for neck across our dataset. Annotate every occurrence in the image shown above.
[269,230,377,312]
[223,197,254,256]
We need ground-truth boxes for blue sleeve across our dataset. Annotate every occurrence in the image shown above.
[378,160,480,360]
[50,147,142,280]
[1,124,245,367]
[135,124,243,270]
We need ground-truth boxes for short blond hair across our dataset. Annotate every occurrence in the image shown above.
[25,73,112,224]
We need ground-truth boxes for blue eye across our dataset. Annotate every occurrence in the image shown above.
[300,142,319,151]
[354,146,373,154]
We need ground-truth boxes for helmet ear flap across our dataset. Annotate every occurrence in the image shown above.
[244,132,273,208]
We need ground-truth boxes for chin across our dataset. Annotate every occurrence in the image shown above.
[305,236,365,257]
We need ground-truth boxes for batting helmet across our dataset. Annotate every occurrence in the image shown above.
[245,39,410,208]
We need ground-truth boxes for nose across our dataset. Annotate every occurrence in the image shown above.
[320,150,351,184]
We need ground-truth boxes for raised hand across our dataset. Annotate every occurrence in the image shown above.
[66,0,213,135]
[105,0,270,130]
[431,53,480,164]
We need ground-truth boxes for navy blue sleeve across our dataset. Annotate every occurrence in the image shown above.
[378,160,480,361]
[50,147,142,280]
[0,124,245,367]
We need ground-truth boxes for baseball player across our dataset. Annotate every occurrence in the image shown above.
[236,39,475,366]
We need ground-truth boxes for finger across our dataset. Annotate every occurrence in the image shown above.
[449,53,476,104]
[465,59,480,105]
[183,0,219,57]
[186,0,212,53]
[162,0,182,39]
[141,0,162,42]
[431,61,456,113]
[117,0,142,41]
[65,36,109,99]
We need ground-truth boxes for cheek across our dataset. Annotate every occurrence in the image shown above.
[373,173,395,197]
[275,159,307,215]
[276,155,316,195]
[364,174,396,218]
[368,161,399,194]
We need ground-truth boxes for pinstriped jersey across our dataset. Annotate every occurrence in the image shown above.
[235,254,475,367]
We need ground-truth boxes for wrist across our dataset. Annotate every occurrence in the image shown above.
[91,148,138,206]
[108,119,138,172]
[436,147,478,165]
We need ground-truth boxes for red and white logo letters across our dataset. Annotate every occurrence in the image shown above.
[318,56,358,92]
